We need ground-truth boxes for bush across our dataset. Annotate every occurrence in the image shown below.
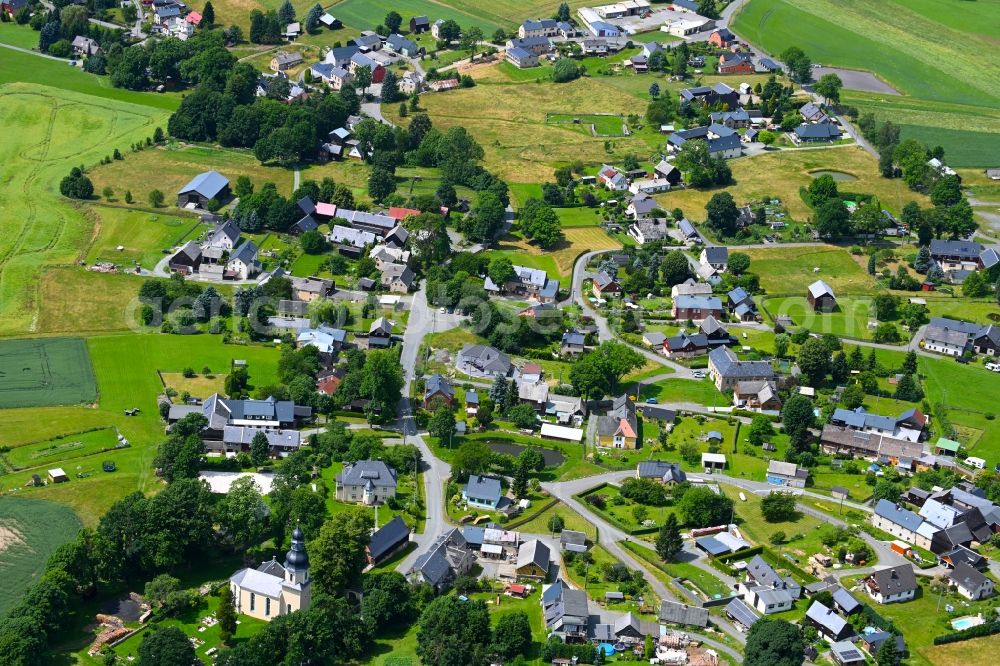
[584,493,606,510]
[619,477,669,506]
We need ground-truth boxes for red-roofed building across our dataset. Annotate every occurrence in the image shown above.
[186,10,202,25]
[317,369,345,395]
[387,206,420,221]
[504,584,528,598]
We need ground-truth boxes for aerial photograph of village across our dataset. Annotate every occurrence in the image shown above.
[1,0,1000,664]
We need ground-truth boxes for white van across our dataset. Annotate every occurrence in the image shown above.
[985,362,1000,372]
[966,456,986,470]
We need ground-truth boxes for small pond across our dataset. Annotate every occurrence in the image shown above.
[809,170,858,182]
[484,440,564,466]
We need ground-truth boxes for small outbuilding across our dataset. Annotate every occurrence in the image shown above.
[807,279,837,312]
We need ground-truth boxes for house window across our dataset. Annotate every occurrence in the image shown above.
[265,598,271,616]
[250,592,255,611]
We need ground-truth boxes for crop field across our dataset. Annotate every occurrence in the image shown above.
[552,227,621,274]
[0,83,169,335]
[0,338,97,409]
[546,113,627,137]
[36,269,149,335]
[657,147,925,221]
[0,497,82,617]
[731,0,1000,163]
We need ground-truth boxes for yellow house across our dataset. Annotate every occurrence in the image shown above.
[596,394,639,449]
[229,527,312,621]
[515,539,550,581]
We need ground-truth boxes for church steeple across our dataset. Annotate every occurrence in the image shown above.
[284,526,310,585]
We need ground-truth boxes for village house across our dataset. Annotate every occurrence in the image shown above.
[423,374,454,408]
[734,380,781,411]
[296,325,346,357]
[592,272,622,298]
[766,461,808,488]
[629,218,670,244]
[700,246,729,272]
[718,52,754,74]
[506,35,552,56]
[485,265,559,303]
[410,529,475,592]
[596,394,638,449]
[669,125,743,159]
[637,460,687,485]
[456,344,511,378]
[795,121,842,143]
[865,565,918,604]
[673,295,723,321]
[679,82,738,109]
[663,331,709,359]
[560,330,586,356]
[380,263,415,293]
[708,27,736,47]
[597,164,630,191]
[463,475,503,509]
[653,160,683,185]
[708,346,775,392]
[519,18,559,38]
[515,539,550,580]
[820,426,925,473]
[271,51,303,71]
[806,601,854,642]
[72,36,101,57]
[949,561,994,600]
[626,191,658,218]
[542,580,589,641]
[335,460,397,505]
[386,33,422,58]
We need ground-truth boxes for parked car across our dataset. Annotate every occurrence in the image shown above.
[985,362,1000,372]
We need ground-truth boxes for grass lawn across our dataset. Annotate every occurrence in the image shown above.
[546,113,627,137]
[0,22,43,49]
[89,141,296,208]
[85,206,208,269]
[656,148,927,223]
[515,502,598,540]
[288,251,327,277]
[720,486,827,560]
[746,246,876,295]
[762,295,879,341]
[637,378,730,408]
[578,483,678,533]
[0,498,82,617]
[661,560,732,599]
[920,354,1000,468]
[554,206,604,227]
[0,83,169,335]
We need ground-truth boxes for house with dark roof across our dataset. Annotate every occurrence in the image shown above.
[766,461,807,488]
[169,241,203,273]
[859,632,907,660]
[463,475,503,509]
[506,46,539,68]
[410,529,475,591]
[663,331,710,358]
[542,580,590,640]
[409,15,429,33]
[949,561,994,600]
[592,271,622,298]
[973,324,1000,356]
[724,598,760,630]
[457,344,511,378]
[669,125,743,159]
[335,460,397,504]
[367,516,411,565]
[709,347,775,391]
[679,83,738,109]
[560,530,588,553]
[805,600,854,642]
[930,238,984,273]
[865,565,918,604]
[795,121,842,142]
[226,240,261,279]
[177,170,230,208]
[637,461,687,485]
[708,27,736,47]
[597,394,638,449]
[515,539,550,580]
[423,374,454,408]
[872,499,924,543]
[718,51,754,74]
[560,331,586,356]
[700,246,729,272]
[386,33,422,57]
[659,600,710,627]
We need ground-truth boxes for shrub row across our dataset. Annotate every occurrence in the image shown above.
[933,621,1000,645]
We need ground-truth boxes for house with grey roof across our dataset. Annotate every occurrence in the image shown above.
[560,530,588,553]
[463,475,503,508]
[456,344,511,378]
[367,516,410,565]
[872,499,924,544]
[177,170,230,208]
[380,262,415,293]
[864,564,918,604]
[329,225,377,249]
[423,374,455,408]
[411,529,475,591]
[185,393,310,440]
[805,600,854,642]
[673,295,723,321]
[949,561,994,600]
[708,346,774,391]
[923,321,971,356]
[542,580,590,640]
[515,539,550,580]
[336,460,397,504]
[226,240,261,279]
[221,426,301,456]
[766,461,808,488]
[795,121,842,143]
[724,598,760,630]
[637,460,687,485]
[700,246,729,272]
[386,33,422,57]
[506,46,539,68]
[830,640,865,666]
[560,330,586,356]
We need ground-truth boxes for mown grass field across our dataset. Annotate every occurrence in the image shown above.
[0,497,82,617]
[547,113,627,137]
[731,0,1000,166]
[0,22,43,49]
[84,207,207,269]
[657,147,925,221]
[0,83,169,335]
[744,246,875,295]
[0,338,97,409]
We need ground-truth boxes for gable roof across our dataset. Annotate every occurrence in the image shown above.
[658,600,709,627]
[949,561,989,592]
[725,598,760,628]
[806,600,850,636]
[465,475,502,503]
[424,374,454,400]
[867,564,918,595]
[517,539,550,572]
[874,499,924,533]
[337,460,397,487]
[368,516,410,561]
[703,246,729,264]
[178,170,229,198]
[808,279,835,300]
